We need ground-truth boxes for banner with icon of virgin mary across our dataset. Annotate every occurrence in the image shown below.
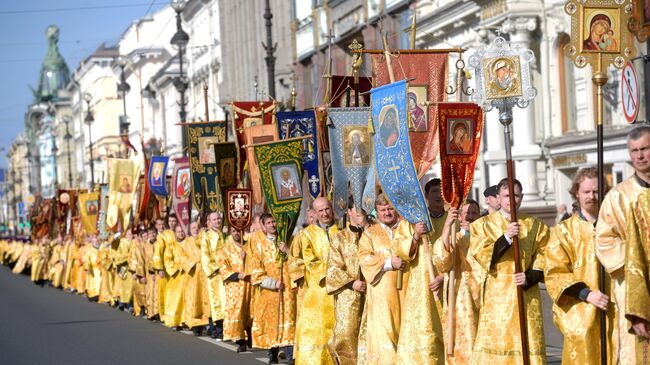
[148,155,169,197]
[371,80,431,230]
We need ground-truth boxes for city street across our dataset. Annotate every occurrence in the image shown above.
[0,265,268,365]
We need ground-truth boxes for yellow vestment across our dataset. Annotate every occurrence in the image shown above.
[129,238,146,316]
[30,243,49,282]
[83,245,102,298]
[113,237,134,304]
[163,236,185,327]
[200,229,227,321]
[98,243,115,304]
[153,229,174,316]
[217,235,252,341]
[48,243,65,288]
[180,236,211,328]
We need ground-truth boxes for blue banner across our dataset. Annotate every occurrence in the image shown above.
[148,155,169,197]
[277,111,321,199]
[327,107,376,218]
[371,80,431,230]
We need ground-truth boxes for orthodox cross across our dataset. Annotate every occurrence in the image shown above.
[388,160,401,180]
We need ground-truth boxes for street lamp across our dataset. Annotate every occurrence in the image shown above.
[63,116,73,188]
[52,136,58,191]
[83,92,95,187]
[115,55,131,137]
[170,0,190,156]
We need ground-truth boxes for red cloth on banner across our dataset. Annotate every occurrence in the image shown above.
[437,103,483,208]
[371,53,448,177]
[231,101,276,182]
[172,157,191,234]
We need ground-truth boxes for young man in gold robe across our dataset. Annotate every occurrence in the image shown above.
[162,225,186,328]
[83,236,103,301]
[432,199,483,364]
[48,237,66,288]
[113,230,134,311]
[326,197,369,365]
[130,228,148,317]
[31,238,50,284]
[98,239,115,305]
[358,194,408,365]
[545,168,613,364]
[596,125,650,364]
[625,189,650,361]
[217,225,252,352]
[470,178,549,365]
[144,227,159,320]
[249,213,296,364]
[180,221,210,335]
[153,216,177,320]
[200,211,228,340]
[424,178,448,304]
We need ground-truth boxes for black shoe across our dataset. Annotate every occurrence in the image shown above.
[268,348,279,364]
[192,327,202,336]
[236,340,247,353]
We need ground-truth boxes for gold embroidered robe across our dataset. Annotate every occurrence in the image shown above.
[358,221,411,365]
[249,234,296,349]
[200,229,227,321]
[216,236,252,341]
[12,243,31,274]
[326,227,366,365]
[143,241,159,318]
[289,229,306,321]
[596,176,649,364]
[129,238,146,316]
[48,243,65,288]
[153,229,174,316]
[98,243,115,304]
[179,236,211,328]
[75,244,87,294]
[625,189,650,363]
[432,231,482,365]
[293,224,337,365]
[163,237,185,327]
[394,223,445,365]
[546,215,614,365]
[83,245,102,298]
[470,212,549,365]
[30,243,49,282]
[113,238,134,304]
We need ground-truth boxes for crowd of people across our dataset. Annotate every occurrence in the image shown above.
[1,125,650,365]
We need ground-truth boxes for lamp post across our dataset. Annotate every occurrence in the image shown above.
[83,92,95,188]
[263,0,277,99]
[115,55,131,137]
[170,0,190,156]
[63,116,73,188]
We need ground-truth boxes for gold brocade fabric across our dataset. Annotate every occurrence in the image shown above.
[248,234,296,349]
[98,244,115,304]
[428,214,448,320]
[154,230,174,316]
[469,212,549,365]
[83,245,102,298]
[129,239,146,315]
[163,237,185,327]
[178,236,210,328]
[546,215,615,365]
[216,236,252,340]
[245,230,265,325]
[75,244,87,294]
[48,244,65,288]
[432,232,482,365]
[625,189,650,364]
[142,241,159,318]
[113,238,133,303]
[289,230,306,323]
[393,223,445,365]
[293,225,337,365]
[12,244,31,274]
[326,227,366,365]
[63,241,76,289]
[596,176,649,364]
[358,221,410,365]
[200,229,227,321]
[30,243,49,282]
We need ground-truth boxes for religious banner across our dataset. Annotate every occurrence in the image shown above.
[148,155,169,196]
[172,157,191,234]
[371,52,448,177]
[29,198,56,239]
[243,123,279,205]
[437,103,484,208]
[78,192,100,235]
[327,107,376,218]
[56,189,79,235]
[225,188,252,232]
[371,80,431,230]
[187,122,227,214]
[232,101,276,180]
[213,142,239,211]
[253,138,304,245]
[97,184,110,239]
[330,75,373,107]
[106,158,141,230]
[277,111,322,199]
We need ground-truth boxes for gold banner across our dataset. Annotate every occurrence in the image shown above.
[78,192,100,235]
[107,158,141,230]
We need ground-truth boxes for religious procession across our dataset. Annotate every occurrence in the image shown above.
[4,0,650,365]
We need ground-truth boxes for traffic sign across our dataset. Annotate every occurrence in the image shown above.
[622,62,640,123]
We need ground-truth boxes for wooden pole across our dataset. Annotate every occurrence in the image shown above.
[499,110,530,365]
[446,220,458,354]
[276,256,283,342]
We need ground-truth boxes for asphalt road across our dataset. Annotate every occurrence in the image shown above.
[0,265,269,365]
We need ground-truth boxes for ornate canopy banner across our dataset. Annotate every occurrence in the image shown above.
[371,52,448,177]
[243,123,278,205]
[277,111,322,199]
[97,184,110,239]
[327,107,376,218]
[232,101,276,181]
[330,75,373,107]
[172,157,191,234]
[78,192,100,235]
[187,122,227,213]
[225,188,252,231]
[252,138,304,245]
[437,103,484,208]
[371,80,431,230]
[148,155,169,197]
[106,158,141,230]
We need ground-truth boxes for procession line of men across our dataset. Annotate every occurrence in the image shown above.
[1,125,650,365]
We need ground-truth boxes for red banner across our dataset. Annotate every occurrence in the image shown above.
[225,188,252,232]
[232,101,276,181]
[172,157,191,234]
[437,103,483,208]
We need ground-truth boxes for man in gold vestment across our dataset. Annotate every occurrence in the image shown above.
[130,229,148,317]
[292,197,337,365]
[432,200,482,365]
[113,230,134,311]
[358,194,408,365]
[153,216,177,319]
[83,236,103,301]
[596,126,650,364]
[48,237,66,288]
[143,228,159,319]
[470,178,549,365]
[625,189,650,362]
[217,226,252,352]
[98,239,115,304]
[249,213,296,364]
[326,198,369,365]
[31,238,50,284]
[200,212,227,339]
[162,225,186,328]
[546,168,613,364]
